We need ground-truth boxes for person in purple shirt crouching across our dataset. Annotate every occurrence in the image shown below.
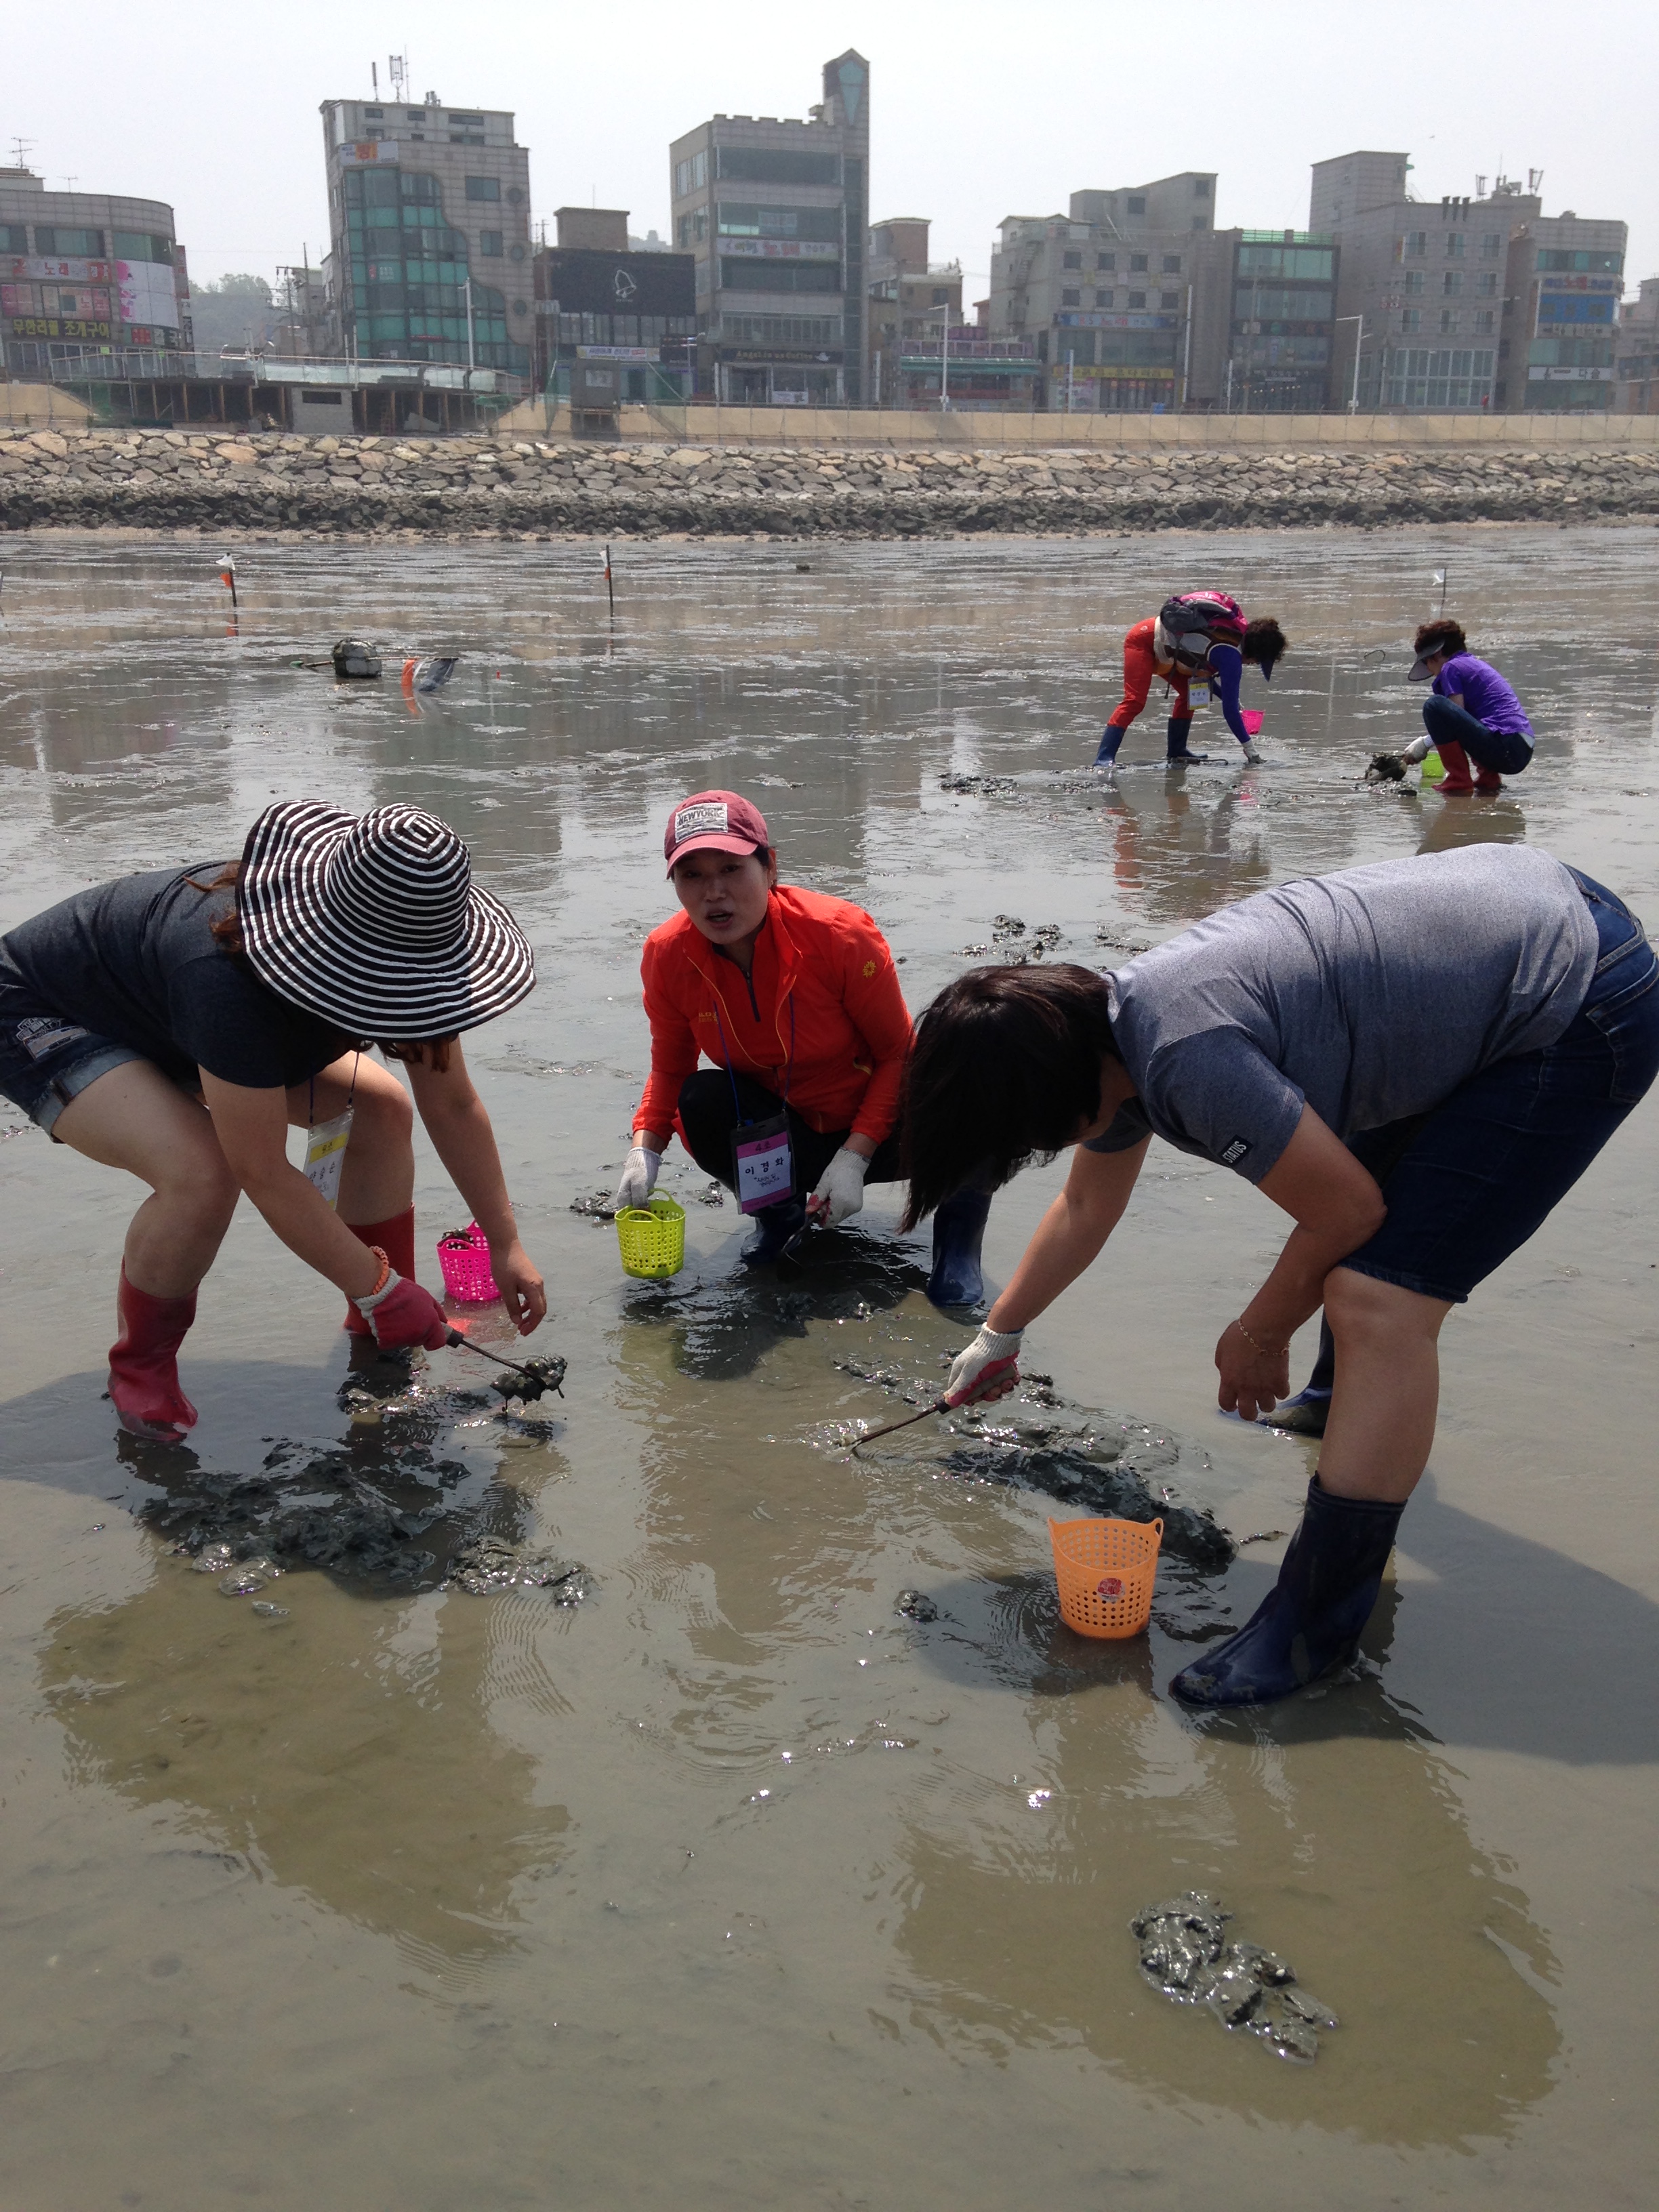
[1398,619,1534,795]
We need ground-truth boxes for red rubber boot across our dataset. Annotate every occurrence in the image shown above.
[1474,765,1504,794]
[108,1266,199,1439]
[342,1205,417,1334]
[1437,740,1475,795]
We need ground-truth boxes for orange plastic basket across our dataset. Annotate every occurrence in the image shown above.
[1048,1516,1163,1639]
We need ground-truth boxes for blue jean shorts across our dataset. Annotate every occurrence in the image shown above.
[1338,869,1658,1304]
[0,1004,145,1136]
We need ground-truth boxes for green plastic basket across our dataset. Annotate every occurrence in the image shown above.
[616,1193,687,1279]
[1420,747,1447,786]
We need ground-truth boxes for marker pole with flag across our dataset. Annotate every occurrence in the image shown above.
[1433,566,1448,617]
[218,552,239,611]
[603,544,615,623]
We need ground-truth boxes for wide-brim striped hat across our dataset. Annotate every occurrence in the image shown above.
[237,801,535,1037]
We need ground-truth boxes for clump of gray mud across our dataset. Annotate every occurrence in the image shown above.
[1131,1893,1339,2063]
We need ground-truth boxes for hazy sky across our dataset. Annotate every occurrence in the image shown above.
[9,0,1656,295]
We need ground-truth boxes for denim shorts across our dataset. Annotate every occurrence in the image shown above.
[1338,869,1658,1304]
[0,1004,145,1136]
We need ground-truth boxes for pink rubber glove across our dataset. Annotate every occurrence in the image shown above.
[354,1273,451,1351]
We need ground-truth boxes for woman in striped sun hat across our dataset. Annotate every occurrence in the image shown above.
[0,801,543,1441]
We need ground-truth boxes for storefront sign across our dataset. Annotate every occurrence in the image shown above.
[719,347,842,365]
[5,256,115,283]
[1538,274,1621,293]
[7,316,114,341]
[1528,365,1613,381]
[717,237,840,260]
[575,344,658,360]
[340,141,400,165]
[1054,312,1180,331]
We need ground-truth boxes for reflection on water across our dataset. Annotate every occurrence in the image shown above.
[1,530,1657,2205]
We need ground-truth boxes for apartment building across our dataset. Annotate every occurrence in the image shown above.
[668,52,869,406]
[1614,278,1659,414]
[989,174,1235,411]
[1311,152,1626,412]
[532,207,696,406]
[1224,231,1339,412]
[1,167,190,382]
[321,91,533,377]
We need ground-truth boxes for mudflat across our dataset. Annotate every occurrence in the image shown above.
[0,527,1655,2210]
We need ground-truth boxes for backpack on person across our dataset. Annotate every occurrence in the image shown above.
[1157,591,1246,668]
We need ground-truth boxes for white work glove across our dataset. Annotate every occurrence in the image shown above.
[1401,734,1433,764]
[807,1145,869,1228]
[944,1324,1024,1408]
[613,1145,661,1214]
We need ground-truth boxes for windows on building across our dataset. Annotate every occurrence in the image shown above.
[1061,289,1082,306]
[1128,290,1146,308]
[1440,308,1458,332]
[715,147,840,186]
[1096,251,1114,270]
[1062,250,1082,269]
[1443,270,1464,295]
[1480,232,1502,258]
[1400,307,1421,332]
[1403,231,1427,258]
[112,231,173,264]
[1474,310,1495,331]
[0,223,28,252]
[674,150,710,197]
[479,231,504,256]
[718,258,840,293]
[1094,289,1113,308]
[718,203,840,241]
[1129,253,1148,272]
[1126,195,1146,215]
[1162,254,1181,272]
[1445,232,1465,257]
[465,176,501,202]
[1193,178,1210,198]
[1477,270,1498,295]
[1160,290,1179,309]
[1404,270,1425,295]
[34,226,104,255]
[1536,246,1623,273]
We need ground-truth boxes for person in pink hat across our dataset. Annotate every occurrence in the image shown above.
[613,790,992,1299]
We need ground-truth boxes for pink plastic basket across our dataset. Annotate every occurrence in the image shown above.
[1242,709,1265,737]
[436,1222,499,1303]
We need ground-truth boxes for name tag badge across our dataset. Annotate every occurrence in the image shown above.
[732,1113,794,1214]
[304,1105,354,1210]
[1187,680,1211,708]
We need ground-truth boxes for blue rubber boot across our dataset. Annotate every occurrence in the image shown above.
[1166,717,1207,764]
[740,1195,808,1265]
[1094,722,1127,767]
[927,1188,991,1308]
[1260,1387,1332,1437]
[1169,1477,1404,1707]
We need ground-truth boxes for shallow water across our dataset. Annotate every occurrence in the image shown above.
[1,526,1657,2209]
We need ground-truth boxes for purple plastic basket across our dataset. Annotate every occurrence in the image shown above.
[436,1222,499,1303]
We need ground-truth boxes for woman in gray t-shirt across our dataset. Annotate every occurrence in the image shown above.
[899,844,1658,1708]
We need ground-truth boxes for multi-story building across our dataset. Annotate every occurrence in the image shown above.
[321,91,532,379]
[669,51,869,406]
[1,166,190,382]
[1223,230,1339,411]
[532,207,695,405]
[866,218,978,408]
[1614,277,1659,414]
[1311,152,1626,413]
[989,176,1235,411]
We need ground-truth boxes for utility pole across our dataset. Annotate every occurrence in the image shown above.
[1335,313,1365,412]
[464,277,476,372]
[939,308,950,410]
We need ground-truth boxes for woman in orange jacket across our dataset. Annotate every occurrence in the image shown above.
[613,790,991,1300]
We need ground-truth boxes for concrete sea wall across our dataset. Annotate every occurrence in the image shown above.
[5,422,1659,537]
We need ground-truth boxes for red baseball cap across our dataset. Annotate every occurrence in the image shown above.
[663,790,770,876]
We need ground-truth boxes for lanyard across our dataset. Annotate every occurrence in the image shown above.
[712,991,796,1124]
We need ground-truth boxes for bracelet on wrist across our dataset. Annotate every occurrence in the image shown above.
[1235,1315,1286,1359]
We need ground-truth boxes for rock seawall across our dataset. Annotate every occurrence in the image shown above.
[5,424,1659,536]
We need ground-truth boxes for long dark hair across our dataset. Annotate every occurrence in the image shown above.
[901,963,1119,1229]
[185,860,455,1068]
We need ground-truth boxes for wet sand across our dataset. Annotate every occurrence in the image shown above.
[0,529,1656,2209]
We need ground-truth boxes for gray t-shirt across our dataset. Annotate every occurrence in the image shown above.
[1088,846,1597,1182]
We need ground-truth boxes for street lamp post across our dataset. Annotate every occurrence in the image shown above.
[1335,312,1366,413]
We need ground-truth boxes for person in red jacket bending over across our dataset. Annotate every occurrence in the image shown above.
[613,790,991,1303]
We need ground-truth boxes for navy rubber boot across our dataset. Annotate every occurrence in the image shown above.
[1094,723,1127,766]
[1169,1477,1404,1707]
[1165,717,1208,764]
[740,1195,808,1265]
[927,1188,991,1308]
[1259,1387,1332,1438]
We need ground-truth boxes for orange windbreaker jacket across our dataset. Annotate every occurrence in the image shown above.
[633,884,913,1147]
